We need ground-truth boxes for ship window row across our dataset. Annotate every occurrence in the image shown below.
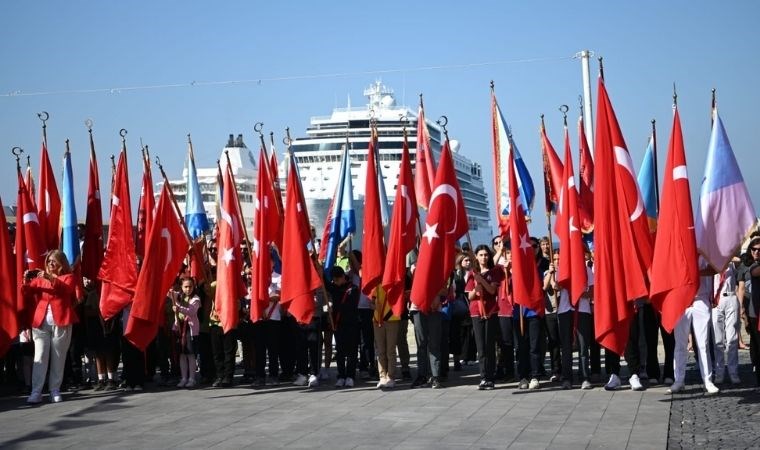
[296,153,402,163]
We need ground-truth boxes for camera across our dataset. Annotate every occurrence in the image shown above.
[25,269,41,279]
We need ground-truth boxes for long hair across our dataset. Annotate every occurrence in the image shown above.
[473,244,495,270]
[45,249,72,275]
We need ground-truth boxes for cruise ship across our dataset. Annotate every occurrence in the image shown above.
[289,81,493,247]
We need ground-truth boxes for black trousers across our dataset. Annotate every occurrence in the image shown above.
[497,316,515,379]
[121,338,145,387]
[278,316,297,378]
[557,311,593,383]
[209,325,237,383]
[516,316,543,379]
[357,309,375,373]
[253,320,280,379]
[544,313,561,377]
[472,315,499,382]
[335,320,358,379]
[295,318,321,376]
[748,317,760,386]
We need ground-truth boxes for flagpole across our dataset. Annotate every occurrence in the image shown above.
[154,156,194,246]
[37,111,49,149]
[711,88,717,126]
[224,150,255,268]
[540,114,556,257]
[284,127,335,331]
[402,118,424,241]
[438,116,473,251]
[256,123,283,221]
[651,119,660,215]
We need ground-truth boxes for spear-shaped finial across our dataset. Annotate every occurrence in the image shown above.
[598,57,605,81]
[559,105,569,127]
[673,83,678,107]
[11,147,23,167]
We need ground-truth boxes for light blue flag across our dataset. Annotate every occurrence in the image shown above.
[374,140,391,228]
[185,142,210,239]
[494,100,535,216]
[637,135,658,231]
[695,112,756,270]
[324,143,356,277]
[61,148,79,264]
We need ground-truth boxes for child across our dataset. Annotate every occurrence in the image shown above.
[173,277,201,388]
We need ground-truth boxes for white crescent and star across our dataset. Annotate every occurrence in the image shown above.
[614,146,645,222]
[427,184,459,235]
[160,228,172,271]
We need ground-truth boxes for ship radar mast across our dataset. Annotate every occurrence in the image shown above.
[364,81,395,111]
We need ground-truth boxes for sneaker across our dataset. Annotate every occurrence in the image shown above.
[549,374,560,383]
[308,375,319,388]
[629,374,644,391]
[411,377,429,389]
[293,374,308,386]
[518,379,529,390]
[528,378,540,390]
[133,385,143,392]
[319,368,330,381]
[431,377,442,389]
[704,380,720,394]
[93,380,106,391]
[376,378,387,389]
[345,377,354,388]
[104,380,118,391]
[176,379,187,388]
[51,389,63,402]
[562,380,572,390]
[478,379,487,390]
[667,381,685,393]
[581,380,593,390]
[729,374,741,384]
[714,372,724,384]
[27,392,42,404]
[604,374,621,391]
[483,381,495,390]
[123,386,134,392]
[384,379,396,389]
[185,378,197,389]
[212,378,223,388]
[663,377,674,386]
[335,378,346,388]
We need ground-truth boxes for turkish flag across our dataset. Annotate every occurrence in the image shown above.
[98,150,138,320]
[125,183,190,350]
[280,152,323,324]
[37,141,61,251]
[361,133,386,296]
[539,124,564,216]
[507,145,544,314]
[382,138,419,317]
[15,168,46,328]
[0,195,17,357]
[410,140,468,313]
[578,116,594,233]
[269,148,284,250]
[649,107,698,332]
[251,147,280,321]
[214,164,244,333]
[81,132,103,282]
[556,125,588,306]
[593,77,653,354]
[414,102,436,209]
[135,152,155,263]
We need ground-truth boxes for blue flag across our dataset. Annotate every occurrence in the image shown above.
[185,141,210,239]
[493,97,535,217]
[61,148,79,264]
[637,135,658,232]
[323,143,356,277]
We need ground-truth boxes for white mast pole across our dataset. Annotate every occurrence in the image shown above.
[578,49,595,154]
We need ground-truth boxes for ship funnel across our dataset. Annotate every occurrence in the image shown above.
[227,134,235,147]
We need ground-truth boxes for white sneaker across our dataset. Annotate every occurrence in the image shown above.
[335,378,346,388]
[629,374,644,391]
[376,378,386,389]
[176,379,187,388]
[384,379,396,389]
[319,368,330,380]
[27,392,42,404]
[293,374,308,386]
[604,374,621,391]
[667,381,685,393]
[307,375,319,388]
[345,377,354,388]
[50,390,62,403]
[704,380,720,394]
[581,380,593,390]
[729,374,741,384]
[185,378,196,389]
[528,378,540,390]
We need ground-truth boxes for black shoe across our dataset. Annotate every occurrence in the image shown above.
[240,375,254,384]
[220,379,233,388]
[211,378,223,388]
[431,377,442,389]
[483,381,495,390]
[93,380,106,391]
[410,377,429,389]
[454,362,462,371]
[402,370,412,381]
[478,379,487,390]
[104,380,118,391]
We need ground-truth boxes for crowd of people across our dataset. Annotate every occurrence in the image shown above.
[2,226,759,406]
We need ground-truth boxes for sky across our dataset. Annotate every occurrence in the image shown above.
[1,1,758,241]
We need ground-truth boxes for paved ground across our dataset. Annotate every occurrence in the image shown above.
[1,339,758,448]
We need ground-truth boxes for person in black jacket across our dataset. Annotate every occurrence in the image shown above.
[326,266,360,388]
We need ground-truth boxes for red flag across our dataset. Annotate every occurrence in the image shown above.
[507,145,544,314]
[361,131,386,295]
[25,159,36,208]
[556,125,588,306]
[382,137,419,317]
[81,131,103,281]
[410,140,468,313]
[188,239,207,284]
[578,116,595,232]
[98,150,138,320]
[214,164,245,333]
[539,123,565,216]
[125,183,190,350]
[280,152,322,324]
[135,151,155,263]
[414,101,436,209]
[251,148,280,321]
[317,197,334,263]
[0,195,18,357]
[269,147,284,250]
[15,168,46,328]
[37,141,61,251]
[649,107,698,332]
[593,77,653,354]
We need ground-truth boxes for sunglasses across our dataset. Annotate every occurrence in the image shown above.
[751,247,760,253]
